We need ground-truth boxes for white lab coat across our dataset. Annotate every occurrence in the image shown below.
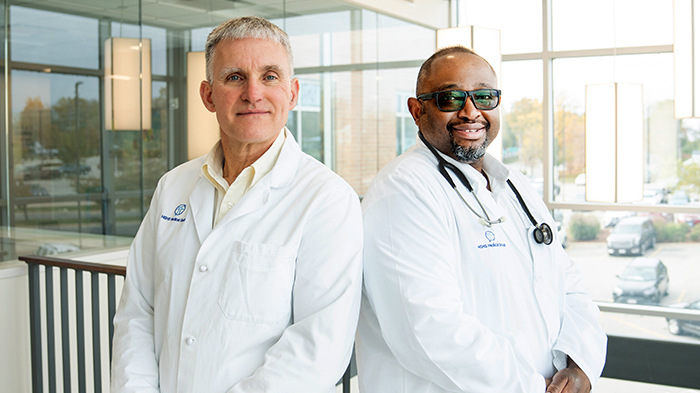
[111,130,363,393]
[357,140,607,393]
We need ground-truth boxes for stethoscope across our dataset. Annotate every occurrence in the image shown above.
[418,132,553,245]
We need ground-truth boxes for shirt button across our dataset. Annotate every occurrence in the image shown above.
[185,337,195,345]
[199,265,208,272]
[227,202,234,208]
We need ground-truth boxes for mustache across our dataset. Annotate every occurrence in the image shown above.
[447,119,489,132]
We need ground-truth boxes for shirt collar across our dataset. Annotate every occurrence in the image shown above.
[201,127,286,189]
[416,136,510,192]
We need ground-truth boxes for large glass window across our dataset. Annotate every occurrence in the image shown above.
[552,0,673,51]
[500,60,544,193]
[10,6,99,69]
[552,53,675,202]
[460,0,542,54]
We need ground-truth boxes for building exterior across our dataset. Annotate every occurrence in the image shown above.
[2,1,700,392]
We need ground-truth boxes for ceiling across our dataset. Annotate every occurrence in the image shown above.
[16,0,359,30]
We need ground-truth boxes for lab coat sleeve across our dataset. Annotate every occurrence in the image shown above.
[228,184,363,393]
[362,172,546,393]
[551,252,608,390]
[110,180,163,393]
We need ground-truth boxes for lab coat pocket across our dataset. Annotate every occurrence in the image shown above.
[219,241,296,324]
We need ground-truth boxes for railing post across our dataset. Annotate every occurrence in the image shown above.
[60,267,72,392]
[45,266,57,393]
[27,263,43,393]
[75,269,87,393]
[92,271,103,393]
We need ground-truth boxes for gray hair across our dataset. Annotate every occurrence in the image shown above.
[204,16,294,82]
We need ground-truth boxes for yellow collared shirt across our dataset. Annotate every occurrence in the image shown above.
[201,128,286,226]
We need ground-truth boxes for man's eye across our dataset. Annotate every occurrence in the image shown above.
[265,75,278,81]
[228,75,241,81]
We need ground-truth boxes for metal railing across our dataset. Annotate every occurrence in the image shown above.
[21,255,354,393]
[21,256,124,393]
[595,301,700,390]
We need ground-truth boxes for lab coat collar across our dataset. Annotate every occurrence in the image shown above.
[188,127,301,242]
[415,136,510,193]
[415,137,532,260]
[205,127,302,229]
[189,175,215,245]
[269,127,302,189]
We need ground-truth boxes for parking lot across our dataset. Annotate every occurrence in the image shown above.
[567,241,700,344]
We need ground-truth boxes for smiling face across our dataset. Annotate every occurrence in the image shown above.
[199,37,299,152]
[408,52,499,172]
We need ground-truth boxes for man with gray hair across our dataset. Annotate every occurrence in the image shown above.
[111,16,362,393]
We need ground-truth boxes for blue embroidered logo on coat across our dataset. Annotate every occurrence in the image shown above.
[174,204,187,216]
[477,230,506,249]
[161,204,187,223]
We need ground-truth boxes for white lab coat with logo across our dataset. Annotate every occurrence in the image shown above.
[111,131,363,393]
[357,140,606,393]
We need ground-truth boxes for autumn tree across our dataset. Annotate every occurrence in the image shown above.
[50,97,100,164]
[554,96,585,178]
[502,98,543,173]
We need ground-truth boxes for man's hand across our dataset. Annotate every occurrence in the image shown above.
[545,358,591,393]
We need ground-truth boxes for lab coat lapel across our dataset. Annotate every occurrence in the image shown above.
[215,128,300,227]
[472,186,533,261]
[188,175,215,244]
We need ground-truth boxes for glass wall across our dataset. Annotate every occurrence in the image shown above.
[468,4,700,391]
[0,0,436,260]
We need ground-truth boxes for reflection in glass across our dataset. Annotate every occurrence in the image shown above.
[12,71,100,193]
[10,5,99,69]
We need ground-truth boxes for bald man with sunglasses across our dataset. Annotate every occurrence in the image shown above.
[356,46,607,393]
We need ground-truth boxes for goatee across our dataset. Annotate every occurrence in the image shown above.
[450,129,489,163]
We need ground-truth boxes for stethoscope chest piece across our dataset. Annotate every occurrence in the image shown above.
[533,223,553,245]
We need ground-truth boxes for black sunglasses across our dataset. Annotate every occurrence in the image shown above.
[417,89,501,112]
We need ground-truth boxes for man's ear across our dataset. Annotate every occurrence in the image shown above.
[407,97,423,126]
[289,77,300,110]
[200,80,216,113]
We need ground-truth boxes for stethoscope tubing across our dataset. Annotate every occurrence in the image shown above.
[418,132,553,245]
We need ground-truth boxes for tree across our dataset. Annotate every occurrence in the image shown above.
[678,161,700,196]
[554,96,585,178]
[502,98,542,172]
[50,97,100,164]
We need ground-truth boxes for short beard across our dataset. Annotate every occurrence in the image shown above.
[451,133,489,163]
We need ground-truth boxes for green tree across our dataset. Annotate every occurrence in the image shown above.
[50,97,100,164]
[678,161,700,196]
[554,96,585,177]
[502,98,542,171]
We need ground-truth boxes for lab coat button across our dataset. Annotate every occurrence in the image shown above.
[227,202,234,208]
[199,265,208,272]
[185,337,195,345]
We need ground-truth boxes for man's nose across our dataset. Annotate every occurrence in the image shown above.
[242,79,264,102]
[458,95,482,119]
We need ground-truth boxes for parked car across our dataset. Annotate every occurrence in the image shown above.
[667,299,700,338]
[60,162,91,176]
[23,162,62,180]
[29,184,49,196]
[34,243,81,256]
[606,216,657,256]
[668,190,690,205]
[613,258,669,304]
[603,210,635,228]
